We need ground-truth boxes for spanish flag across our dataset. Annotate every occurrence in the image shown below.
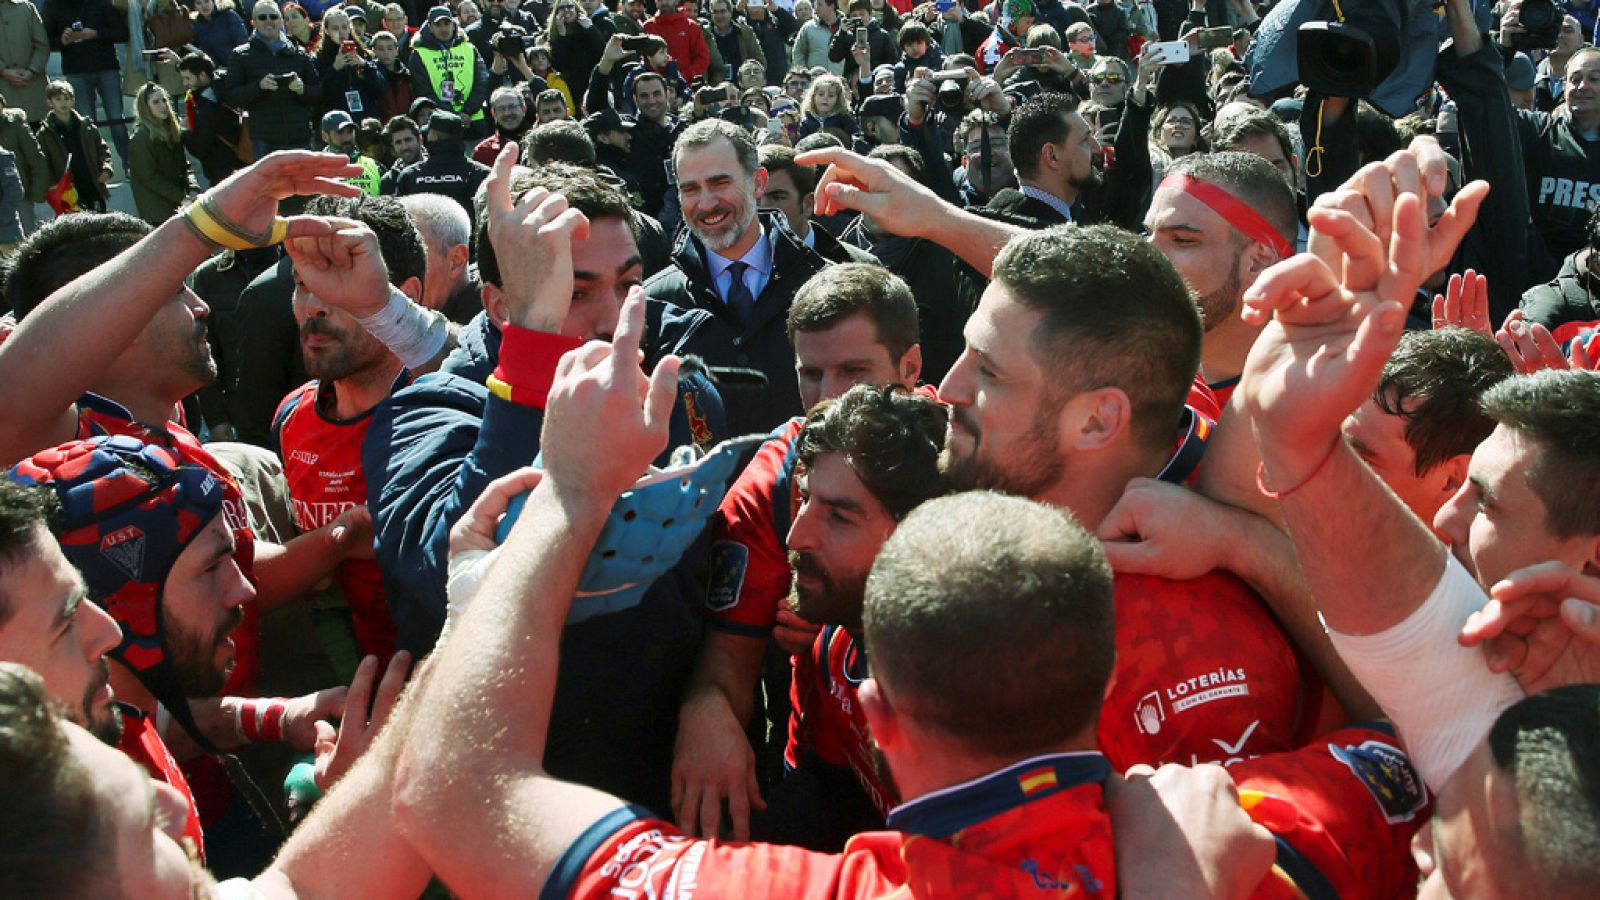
[1017,766,1059,797]
[46,154,79,216]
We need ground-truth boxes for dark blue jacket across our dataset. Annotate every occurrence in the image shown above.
[362,305,728,815]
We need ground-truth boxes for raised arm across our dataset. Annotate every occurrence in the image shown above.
[796,146,1025,277]
[0,152,361,466]
[393,289,680,897]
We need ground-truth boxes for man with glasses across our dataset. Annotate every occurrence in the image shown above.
[784,70,812,101]
[221,0,322,156]
[1087,55,1130,110]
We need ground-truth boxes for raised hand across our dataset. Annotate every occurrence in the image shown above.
[1459,562,1600,695]
[484,143,590,333]
[313,651,412,791]
[539,287,680,507]
[1430,268,1491,338]
[207,151,364,244]
[283,217,394,318]
[799,145,945,234]
[1494,310,1572,374]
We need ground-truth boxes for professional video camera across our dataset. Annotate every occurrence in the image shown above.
[1246,0,1446,118]
[495,25,528,57]
[1507,0,1562,52]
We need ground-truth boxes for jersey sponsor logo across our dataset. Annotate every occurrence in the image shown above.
[99,525,146,580]
[1134,690,1165,736]
[288,449,319,465]
[1328,738,1427,825]
[1188,720,1261,767]
[705,541,748,611]
[1164,666,1250,713]
[599,825,691,897]
[291,498,358,531]
[1537,177,1600,211]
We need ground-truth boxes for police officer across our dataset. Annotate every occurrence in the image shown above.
[393,109,488,217]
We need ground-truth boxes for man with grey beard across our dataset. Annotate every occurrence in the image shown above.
[644,118,831,435]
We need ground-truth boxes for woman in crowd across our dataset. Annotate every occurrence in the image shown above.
[192,0,249,66]
[128,82,197,225]
[547,0,606,96]
[316,8,389,120]
[1149,98,1206,179]
[283,1,320,51]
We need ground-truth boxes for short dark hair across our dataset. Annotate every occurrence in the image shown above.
[1480,370,1600,539]
[758,144,817,195]
[176,52,215,78]
[1210,108,1295,171]
[4,213,151,320]
[632,70,669,98]
[897,21,931,47]
[794,131,844,153]
[303,195,427,289]
[673,118,760,177]
[1164,151,1298,252]
[796,385,949,519]
[522,119,596,166]
[992,224,1202,449]
[867,143,925,181]
[535,88,566,108]
[1374,329,1512,477]
[1355,101,1402,164]
[0,663,113,898]
[1008,92,1080,180]
[383,114,420,141]
[0,483,55,629]
[863,491,1114,756]
[474,163,637,290]
[1487,684,1600,892]
[788,262,919,361]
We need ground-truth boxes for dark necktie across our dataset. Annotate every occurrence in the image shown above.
[725,260,756,328]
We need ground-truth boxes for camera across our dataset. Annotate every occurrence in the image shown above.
[1509,0,1562,52]
[495,27,527,56]
[1295,4,1402,100]
[274,72,295,84]
[620,35,656,53]
[932,68,968,110]
[696,85,728,105]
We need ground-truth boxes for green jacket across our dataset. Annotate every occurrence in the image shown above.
[0,0,48,121]
[128,126,195,224]
[0,108,47,202]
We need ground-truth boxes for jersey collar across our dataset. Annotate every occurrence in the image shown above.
[887,751,1110,839]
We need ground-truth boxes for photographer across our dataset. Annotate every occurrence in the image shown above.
[222,0,323,155]
[898,63,1009,203]
[605,33,690,113]
[465,0,542,62]
[829,0,895,83]
[587,32,688,216]
[743,0,799,85]
[482,23,548,90]
[547,0,607,93]
[1497,0,1600,277]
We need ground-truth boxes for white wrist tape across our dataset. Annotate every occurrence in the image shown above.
[440,547,497,645]
[1328,556,1525,792]
[356,287,449,369]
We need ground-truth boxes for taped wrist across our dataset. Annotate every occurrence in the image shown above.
[356,287,449,369]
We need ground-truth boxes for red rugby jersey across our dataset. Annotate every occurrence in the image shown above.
[546,752,1116,899]
[119,704,207,862]
[273,380,398,664]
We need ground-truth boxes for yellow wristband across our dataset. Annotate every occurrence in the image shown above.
[184,196,290,250]
[485,374,515,404]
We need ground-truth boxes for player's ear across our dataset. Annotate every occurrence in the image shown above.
[482,282,509,326]
[400,276,424,306]
[859,677,901,749]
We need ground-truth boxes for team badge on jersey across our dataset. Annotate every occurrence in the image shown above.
[706,541,749,612]
[1328,739,1428,825]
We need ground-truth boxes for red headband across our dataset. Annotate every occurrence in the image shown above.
[1159,173,1294,261]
